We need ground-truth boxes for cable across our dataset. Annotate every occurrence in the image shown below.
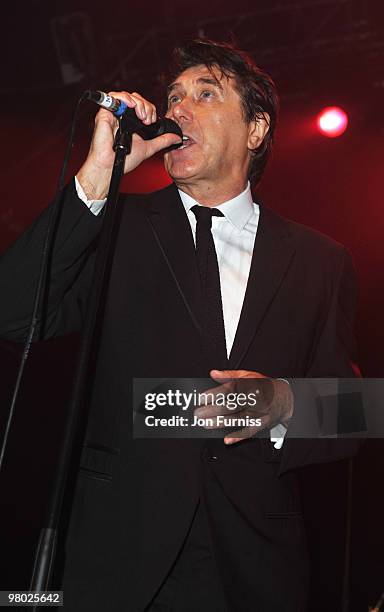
[0,92,88,473]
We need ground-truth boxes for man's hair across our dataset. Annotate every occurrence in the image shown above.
[166,38,279,185]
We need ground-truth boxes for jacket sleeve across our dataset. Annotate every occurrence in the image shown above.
[278,247,364,475]
[305,246,360,378]
[0,178,103,341]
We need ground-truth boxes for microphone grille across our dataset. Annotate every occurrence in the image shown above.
[157,118,183,139]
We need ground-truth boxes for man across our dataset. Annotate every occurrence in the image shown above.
[0,40,360,611]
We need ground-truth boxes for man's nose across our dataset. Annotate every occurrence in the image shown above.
[167,97,193,123]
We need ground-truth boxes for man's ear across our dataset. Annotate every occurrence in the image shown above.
[248,113,270,151]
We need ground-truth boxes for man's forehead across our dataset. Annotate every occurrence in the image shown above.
[168,64,233,90]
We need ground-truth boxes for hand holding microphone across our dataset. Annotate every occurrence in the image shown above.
[77,90,183,200]
[85,90,183,140]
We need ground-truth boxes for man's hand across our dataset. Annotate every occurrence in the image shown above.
[194,369,294,445]
[77,91,182,200]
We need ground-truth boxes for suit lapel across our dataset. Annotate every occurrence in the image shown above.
[229,205,296,369]
[146,183,202,335]
[146,186,296,368]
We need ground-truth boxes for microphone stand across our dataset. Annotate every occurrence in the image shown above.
[29,114,132,606]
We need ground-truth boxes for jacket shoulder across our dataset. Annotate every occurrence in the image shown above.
[261,204,349,258]
[118,183,177,216]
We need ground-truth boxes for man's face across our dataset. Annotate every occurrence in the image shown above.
[163,64,260,189]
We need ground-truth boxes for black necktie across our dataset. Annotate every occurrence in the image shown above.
[191,205,228,370]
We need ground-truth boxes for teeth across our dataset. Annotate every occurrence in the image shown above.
[178,135,193,149]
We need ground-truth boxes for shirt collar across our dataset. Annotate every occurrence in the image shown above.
[177,182,255,231]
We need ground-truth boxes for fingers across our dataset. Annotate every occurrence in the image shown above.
[224,414,270,445]
[194,371,291,445]
[107,91,157,125]
[194,384,261,421]
[199,380,234,399]
[202,369,251,398]
[195,401,240,420]
[90,90,181,174]
[102,91,181,156]
[196,372,265,419]
[143,132,183,157]
[210,369,265,382]
[93,91,158,133]
[198,409,269,431]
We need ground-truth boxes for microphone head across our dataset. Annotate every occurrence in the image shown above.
[83,90,102,103]
[156,118,183,139]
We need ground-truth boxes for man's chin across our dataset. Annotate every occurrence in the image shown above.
[164,162,198,183]
[164,149,200,178]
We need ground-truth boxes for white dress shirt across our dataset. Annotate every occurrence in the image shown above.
[75,177,286,448]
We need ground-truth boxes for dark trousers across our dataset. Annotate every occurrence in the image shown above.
[147,501,228,612]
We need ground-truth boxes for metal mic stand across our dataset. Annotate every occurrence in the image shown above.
[29,114,132,607]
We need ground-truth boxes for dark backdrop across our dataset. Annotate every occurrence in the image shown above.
[0,1,383,610]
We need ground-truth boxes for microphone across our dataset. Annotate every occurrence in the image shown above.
[84,90,183,141]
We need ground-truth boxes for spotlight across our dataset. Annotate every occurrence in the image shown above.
[317,106,348,138]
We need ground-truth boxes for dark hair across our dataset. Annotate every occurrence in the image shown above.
[166,38,279,185]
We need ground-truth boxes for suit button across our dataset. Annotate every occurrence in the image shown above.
[200,447,219,462]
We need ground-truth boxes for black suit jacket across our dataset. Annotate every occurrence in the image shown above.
[0,180,360,611]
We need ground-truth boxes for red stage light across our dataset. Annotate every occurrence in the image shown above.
[317,106,348,138]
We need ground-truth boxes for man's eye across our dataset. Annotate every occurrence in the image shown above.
[200,90,214,99]
[168,95,181,106]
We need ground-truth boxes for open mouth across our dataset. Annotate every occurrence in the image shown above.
[178,135,195,150]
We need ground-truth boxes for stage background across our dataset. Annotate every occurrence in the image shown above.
[0,1,383,610]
